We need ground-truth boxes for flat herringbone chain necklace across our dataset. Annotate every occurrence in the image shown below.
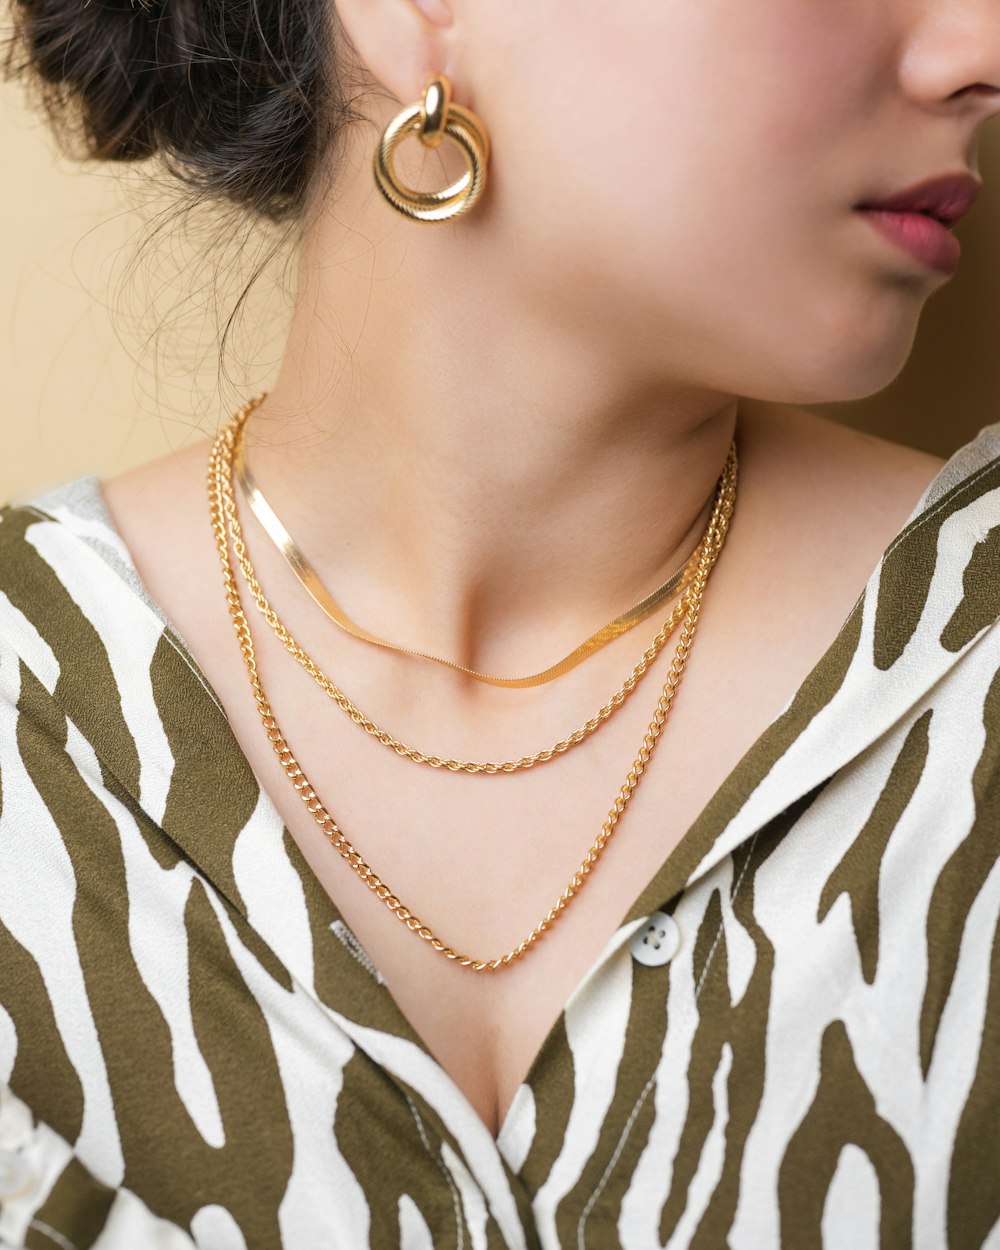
[210,410,737,774]
[206,428,737,970]
[231,394,705,688]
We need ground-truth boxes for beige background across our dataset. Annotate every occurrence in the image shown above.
[3,80,1000,506]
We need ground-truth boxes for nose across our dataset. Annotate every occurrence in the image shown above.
[901,0,1000,127]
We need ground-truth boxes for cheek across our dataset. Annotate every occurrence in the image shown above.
[489,2,858,238]
[481,0,892,356]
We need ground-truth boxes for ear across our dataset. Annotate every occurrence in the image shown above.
[334,0,458,108]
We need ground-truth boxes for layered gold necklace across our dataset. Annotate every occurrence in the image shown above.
[207,398,738,970]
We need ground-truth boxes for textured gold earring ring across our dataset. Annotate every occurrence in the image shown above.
[373,72,490,222]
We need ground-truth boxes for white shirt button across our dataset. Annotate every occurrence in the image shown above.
[629,911,682,966]
[0,1148,31,1200]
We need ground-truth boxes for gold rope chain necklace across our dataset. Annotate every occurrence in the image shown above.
[212,409,738,773]
[207,422,738,970]
[231,394,705,688]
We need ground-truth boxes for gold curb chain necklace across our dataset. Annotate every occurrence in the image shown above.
[207,404,738,971]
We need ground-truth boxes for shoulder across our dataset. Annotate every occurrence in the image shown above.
[730,404,1000,741]
[738,399,952,512]
[0,475,174,658]
[0,476,178,757]
[739,400,1000,576]
[0,476,108,606]
[0,489,83,703]
[0,481,96,682]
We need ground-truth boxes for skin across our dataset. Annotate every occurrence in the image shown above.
[101,0,1000,1136]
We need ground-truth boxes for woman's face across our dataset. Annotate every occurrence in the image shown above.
[459,0,1000,403]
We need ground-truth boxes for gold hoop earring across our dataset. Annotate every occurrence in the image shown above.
[373,72,490,223]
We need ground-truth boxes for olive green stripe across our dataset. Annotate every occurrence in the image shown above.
[0,901,85,1146]
[819,710,932,984]
[778,1019,914,1249]
[940,523,1000,653]
[921,663,1000,1076]
[682,793,819,1246]
[0,906,85,1147]
[134,635,293,988]
[27,1154,116,1250]
[335,1034,535,1246]
[554,958,676,1249]
[148,633,256,902]
[655,890,728,1244]
[666,791,817,1245]
[563,1081,658,1250]
[16,690,293,1246]
[514,1014,576,1193]
[946,910,1000,1249]
[334,1049,469,1249]
[0,505,141,799]
[177,881,293,1242]
[874,456,1000,671]
[4,663,88,1143]
[555,788,820,1246]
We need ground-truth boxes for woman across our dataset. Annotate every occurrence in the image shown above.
[1,0,998,1244]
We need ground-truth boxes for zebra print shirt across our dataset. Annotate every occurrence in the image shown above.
[0,424,998,1250]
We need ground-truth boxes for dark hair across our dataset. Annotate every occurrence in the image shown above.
[4,0,361,221]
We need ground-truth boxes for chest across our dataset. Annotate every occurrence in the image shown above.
[210,613,829,1138]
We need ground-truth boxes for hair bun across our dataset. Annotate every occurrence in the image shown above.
[5,0,345,220]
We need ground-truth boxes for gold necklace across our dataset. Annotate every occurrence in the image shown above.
[230,394,705,688]
[207,432,737,971]
[210,415,738,773]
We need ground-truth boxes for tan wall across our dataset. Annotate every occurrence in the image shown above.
[1,82,287,505]
[3,78,1000,505]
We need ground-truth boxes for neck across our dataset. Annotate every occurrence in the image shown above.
[240,206,740,674]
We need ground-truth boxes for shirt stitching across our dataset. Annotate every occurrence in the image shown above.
[576,827,762,1250]
[693,831,759,1001]
[403,1092,465,1250]
[154,627,227,716]
[27,1220,78,1250]
[329,920,385,984]
[880,456,1000,562]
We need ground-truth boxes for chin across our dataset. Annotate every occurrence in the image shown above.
[781,306,922,404]
[735,344,918,408]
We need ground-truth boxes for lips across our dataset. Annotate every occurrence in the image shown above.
[854,172,981,228]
